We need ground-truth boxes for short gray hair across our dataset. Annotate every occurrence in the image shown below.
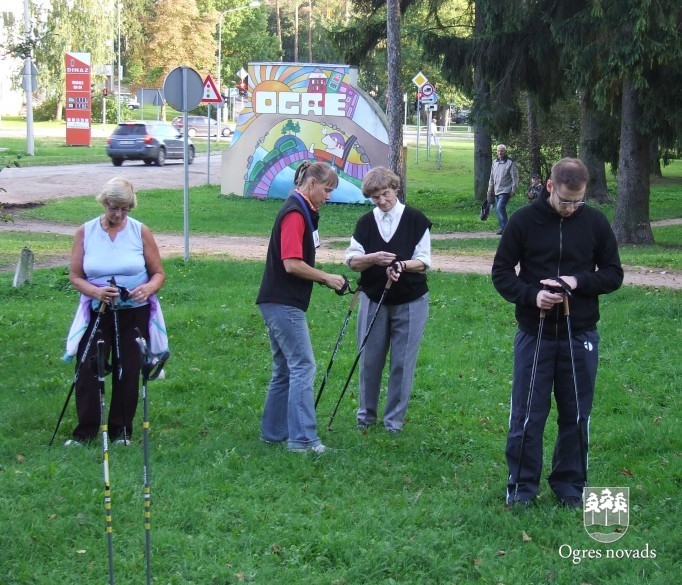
[96,177,137,209]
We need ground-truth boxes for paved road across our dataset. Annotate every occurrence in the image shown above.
[0,152,223,205]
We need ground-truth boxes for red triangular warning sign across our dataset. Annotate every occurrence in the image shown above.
[202,75,223,103]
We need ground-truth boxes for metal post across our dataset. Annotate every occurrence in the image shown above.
[116,2,122,124]
[217,13,223,140]
[182,67,190,263]
[23,0,34,156]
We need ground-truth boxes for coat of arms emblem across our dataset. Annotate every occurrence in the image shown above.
[583,487,629,543]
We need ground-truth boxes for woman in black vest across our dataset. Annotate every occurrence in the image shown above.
[257,161,346,453]
[345,167,432,433]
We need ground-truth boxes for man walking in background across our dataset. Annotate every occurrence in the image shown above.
[488,144,519,235]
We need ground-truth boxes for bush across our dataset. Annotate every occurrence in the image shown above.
[32,96,62,122]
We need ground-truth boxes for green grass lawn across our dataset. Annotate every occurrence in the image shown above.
[0,138,680,583]
[0,260,679,584]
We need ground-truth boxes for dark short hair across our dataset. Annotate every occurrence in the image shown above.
[550,158,589,191]
[531,173,540,179]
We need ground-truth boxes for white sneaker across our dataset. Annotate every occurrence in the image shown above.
[113,437,132,446]
[289,443,326,454]
[64,439,82,447]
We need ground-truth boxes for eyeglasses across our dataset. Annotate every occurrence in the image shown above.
[107,206,131,214]
[552,188,585,209]
[370,191,395,204]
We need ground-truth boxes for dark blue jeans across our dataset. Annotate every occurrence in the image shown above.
[495,193,511,231]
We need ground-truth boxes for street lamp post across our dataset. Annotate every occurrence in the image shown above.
[217,1,260,139]
[116,2,122,124]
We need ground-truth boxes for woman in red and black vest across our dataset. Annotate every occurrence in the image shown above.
[257,161,346,453]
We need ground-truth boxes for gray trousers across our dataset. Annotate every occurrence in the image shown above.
[356,292,429,431]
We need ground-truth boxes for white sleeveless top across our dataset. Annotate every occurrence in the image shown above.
[82,215,148,291]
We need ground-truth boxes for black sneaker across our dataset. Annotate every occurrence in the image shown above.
[560,496,583,509]
[506,497,532,509]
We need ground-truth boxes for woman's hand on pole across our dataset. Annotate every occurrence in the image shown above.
[386,261,403,283]
[99,284,119,305]
[372,251,396,266]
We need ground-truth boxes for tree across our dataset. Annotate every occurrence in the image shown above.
[136,0,216,88]
[14,0,115,121]
[555,0,682,245]
[386,0,406,200]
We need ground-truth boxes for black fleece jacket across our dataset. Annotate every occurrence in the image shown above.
[491,191,623,338]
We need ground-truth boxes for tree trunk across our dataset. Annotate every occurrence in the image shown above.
[612,78,654,245]
[526,92,541,177]
[650,137,662,177]
[293,0,299,62]
[473,4,491,202]
[276,0,282,55]
[578,90,611,203]
[386,0,406,202]
[475,124,492,202]
[307,0,313,62]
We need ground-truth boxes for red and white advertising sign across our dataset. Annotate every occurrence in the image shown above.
[65,52,92,146]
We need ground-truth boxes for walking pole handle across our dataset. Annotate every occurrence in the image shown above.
[562,294,570,316]
[348,288,361,312]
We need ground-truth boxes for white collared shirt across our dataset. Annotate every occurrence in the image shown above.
[345,201,431,268]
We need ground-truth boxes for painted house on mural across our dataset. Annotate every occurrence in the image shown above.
[220,63,389,204]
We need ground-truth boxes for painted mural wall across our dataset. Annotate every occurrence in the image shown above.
[220,63,390,204]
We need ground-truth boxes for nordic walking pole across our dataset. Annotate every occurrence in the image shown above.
[513,306,545,503]
[137,333,153,585]
[562,292,588,487]
[108,277,127,444]
[96,334,116,585]
[328,278,393,430]
[135,329,170,585]
[49,301,107,447]
[315,287,362,409]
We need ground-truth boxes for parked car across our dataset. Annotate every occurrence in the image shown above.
[106,122,194,167]
[451,108,471,124]
[171,115,234,137]
[117,92,140,110]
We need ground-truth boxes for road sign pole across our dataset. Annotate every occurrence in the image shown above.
[182,67,190,262]
[416,99,420,164]
[207,103,211,185]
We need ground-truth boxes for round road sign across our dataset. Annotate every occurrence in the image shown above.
[421,83,434,97]
[163,66,204,112]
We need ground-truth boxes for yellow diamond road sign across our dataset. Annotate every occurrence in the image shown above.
[412,71,428,88]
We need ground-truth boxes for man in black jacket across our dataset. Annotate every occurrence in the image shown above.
[492,157,623,509]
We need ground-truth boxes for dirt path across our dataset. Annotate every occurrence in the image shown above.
[1,217,680,289]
